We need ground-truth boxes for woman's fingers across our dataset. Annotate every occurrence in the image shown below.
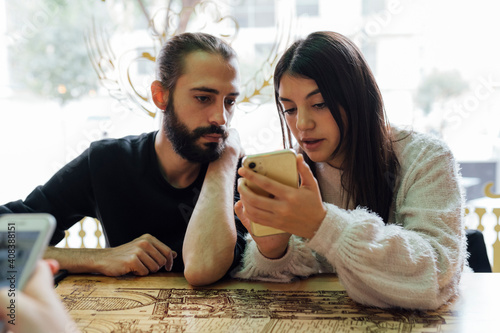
[238,167,289,198]
[296,154,317,187]
[234,200,250,231]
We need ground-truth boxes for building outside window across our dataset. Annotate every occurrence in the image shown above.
[296,0,319,16]
[232,0,275,28]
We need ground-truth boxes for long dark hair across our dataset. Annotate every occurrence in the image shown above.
[274,31,399,222]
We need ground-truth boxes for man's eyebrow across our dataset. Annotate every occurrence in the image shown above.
[279,88,321,102]
[190,87,240,97]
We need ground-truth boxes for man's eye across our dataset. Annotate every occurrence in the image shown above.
[225,99,236,106]
[196,96,210,103]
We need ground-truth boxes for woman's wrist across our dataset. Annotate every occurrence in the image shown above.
[311,204,328,237]
[255,237,290,259]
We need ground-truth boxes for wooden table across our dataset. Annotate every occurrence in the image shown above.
[55,272,499,333]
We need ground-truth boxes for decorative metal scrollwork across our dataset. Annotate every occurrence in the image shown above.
[485,182,500,199]
[86,0,295,118]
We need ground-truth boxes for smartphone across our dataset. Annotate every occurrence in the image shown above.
[0,214,56,290]
[242,149,299,237]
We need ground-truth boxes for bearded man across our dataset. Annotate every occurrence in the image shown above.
[0,33,246,286]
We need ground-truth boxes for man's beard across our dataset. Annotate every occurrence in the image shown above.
[163,96,228,163]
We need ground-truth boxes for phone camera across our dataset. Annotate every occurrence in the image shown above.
[249,162,256,169]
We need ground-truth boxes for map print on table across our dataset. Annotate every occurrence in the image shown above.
[59,278,455,333]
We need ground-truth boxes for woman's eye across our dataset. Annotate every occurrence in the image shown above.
[283,108,297,115]
[313,102,327,109]
[225,99,236,106]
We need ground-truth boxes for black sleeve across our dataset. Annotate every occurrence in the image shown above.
[0,200,33,215]
[0,149,97,245]
[228,157,247,273]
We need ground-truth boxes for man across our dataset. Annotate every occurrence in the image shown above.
[0,32,246,286]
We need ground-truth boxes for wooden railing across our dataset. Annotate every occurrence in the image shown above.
[464,182,500,272]
[56,217,106,249]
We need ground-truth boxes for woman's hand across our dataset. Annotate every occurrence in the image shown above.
[234,200,292,259]
[237,154,326,241]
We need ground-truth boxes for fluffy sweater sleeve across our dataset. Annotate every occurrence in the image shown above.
[233,130,466,310]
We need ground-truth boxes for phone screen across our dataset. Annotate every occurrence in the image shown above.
[0,230,40,289]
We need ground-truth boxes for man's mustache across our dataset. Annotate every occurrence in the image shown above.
[192,125,228,140]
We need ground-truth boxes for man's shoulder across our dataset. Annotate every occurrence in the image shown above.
[86,132,157,174]
[89,131,156,156]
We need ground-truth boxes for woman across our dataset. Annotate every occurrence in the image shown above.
[233,31,466,310]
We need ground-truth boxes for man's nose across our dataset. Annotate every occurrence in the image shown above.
[209,103,228,126]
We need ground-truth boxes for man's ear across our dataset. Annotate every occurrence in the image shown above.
[151,80,169,110]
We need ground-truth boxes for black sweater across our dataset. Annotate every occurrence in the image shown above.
[0,131,246,273]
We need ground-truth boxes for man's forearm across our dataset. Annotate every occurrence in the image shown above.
[183,150,239,286]
[44,246,102,274]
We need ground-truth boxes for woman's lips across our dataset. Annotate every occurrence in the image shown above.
[302,138,324,150]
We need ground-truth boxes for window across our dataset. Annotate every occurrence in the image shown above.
[1,0,500,254]
[361,40,377,75]
[296,0,319,17]
[362,0,385,16]
[232,0,275,28]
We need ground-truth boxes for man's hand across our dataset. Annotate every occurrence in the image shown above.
[45,234,177,276]
[97,234,177,276]
[221,127,244,161]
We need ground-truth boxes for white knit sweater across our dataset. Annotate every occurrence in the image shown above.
[233,128,467,310]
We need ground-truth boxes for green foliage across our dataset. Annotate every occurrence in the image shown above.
[415,70,468,114]
[6,0,108,104]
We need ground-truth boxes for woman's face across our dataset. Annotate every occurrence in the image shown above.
[278,74,345,168]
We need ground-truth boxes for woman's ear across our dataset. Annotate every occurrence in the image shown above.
[151,80,169,110]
